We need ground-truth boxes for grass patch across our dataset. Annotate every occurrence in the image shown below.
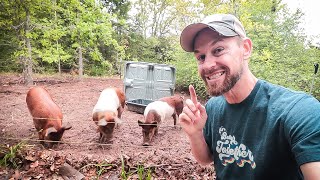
[120,155,133,180]
[136,164,152,180]
[0,142,26,169]
[81,161,115,180]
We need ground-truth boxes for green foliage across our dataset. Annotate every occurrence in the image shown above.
[125,34,175,63]
[136,164,152,180]
[0,142,25,169]
[62,0,124,73]
[119,161,153,180]
[85,61,114,77]
[124,0,200,64]
[241,0,319,97]
[80,161,114,180]
[172,0,320,100]
[137,164,144,179]
[0,25,21,72]
[101,0,131,20]
[172,49,208,99]
[0,0,320,99]
[0,0,125,77]
[146,168,152,180]
[80,159,153,179]
[120,155,133,180]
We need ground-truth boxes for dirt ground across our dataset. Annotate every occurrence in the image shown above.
[0,74,215,179]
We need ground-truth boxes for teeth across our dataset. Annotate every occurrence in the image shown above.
[208,71,224,80]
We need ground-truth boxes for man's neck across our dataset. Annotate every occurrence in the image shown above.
[223,71,258,104]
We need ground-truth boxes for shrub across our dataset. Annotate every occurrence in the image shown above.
[172,51,209,100]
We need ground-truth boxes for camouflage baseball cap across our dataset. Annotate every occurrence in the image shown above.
[180,14,246,52]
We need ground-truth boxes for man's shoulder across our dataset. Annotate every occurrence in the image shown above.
[259,80,308,99]
[258,80,319,109]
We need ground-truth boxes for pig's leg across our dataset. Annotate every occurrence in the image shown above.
[116,107,124,129]
[172,113,177,126]
[99,132,103,142]
[117,106,123,118]
[155,127,159,135]
[100,133,106,143]
[38,130,46,145]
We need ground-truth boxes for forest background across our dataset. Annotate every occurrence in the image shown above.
[1,0,320,100]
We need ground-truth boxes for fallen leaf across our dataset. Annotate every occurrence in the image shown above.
[50,164,55,172]
[25,155,37,162]
[11,170,21,179]
[0,170,8,175]
[30,161,39,168]
[34,174,44,179]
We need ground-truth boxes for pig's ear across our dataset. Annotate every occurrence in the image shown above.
[46,127,57,136]
[151,122,158,127]
[115,117,122,124]
[62,125,72,130]
[98,118,107,126]
[138,120,144,126]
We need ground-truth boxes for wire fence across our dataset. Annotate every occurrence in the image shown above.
[1,116,183,127]
[0,136,189,150]
[0,73,189,152]
[0,115,188,150]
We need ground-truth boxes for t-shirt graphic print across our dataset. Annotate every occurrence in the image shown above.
[216,126,256,169]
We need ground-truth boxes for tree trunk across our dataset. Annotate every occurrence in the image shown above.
[54,0,61,75]
[24,7,33,86]
[57,40,61,74]
[78,46,83,79]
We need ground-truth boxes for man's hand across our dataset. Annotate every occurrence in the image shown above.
[179,85,208,137]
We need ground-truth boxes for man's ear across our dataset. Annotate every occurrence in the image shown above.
[242,38,252,60]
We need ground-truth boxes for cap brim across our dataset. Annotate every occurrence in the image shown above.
[180,23,239,52]
[180,23,207,52]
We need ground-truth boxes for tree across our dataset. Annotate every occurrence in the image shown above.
[101,0,130,20]
[0,0,49,85]
[173,0,320,98]
[124,0,202,63]
[60,0,123,78]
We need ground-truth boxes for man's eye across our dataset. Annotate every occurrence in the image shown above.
[213,47,224,55]
[197,54,205,61]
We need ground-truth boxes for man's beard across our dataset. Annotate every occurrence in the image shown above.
[201,66,243,97]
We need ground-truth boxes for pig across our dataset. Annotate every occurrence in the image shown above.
[92,87,125,143]
[26,86,71,148]
[138,96,184,146]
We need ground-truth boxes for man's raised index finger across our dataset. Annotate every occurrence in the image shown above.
[189,85,198,104]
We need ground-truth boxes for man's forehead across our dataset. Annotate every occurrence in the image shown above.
[194,28,226,44]
[194,30,225,51]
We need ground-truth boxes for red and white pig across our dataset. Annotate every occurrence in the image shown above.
[138,96,183,146]
[92,87,125,143]
[26,86,71,148]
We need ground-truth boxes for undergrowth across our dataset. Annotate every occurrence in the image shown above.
[0,141,26,169]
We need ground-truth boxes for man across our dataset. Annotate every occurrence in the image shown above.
[179,14,320,179]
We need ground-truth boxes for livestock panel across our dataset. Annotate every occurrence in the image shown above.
[123,61,176,114]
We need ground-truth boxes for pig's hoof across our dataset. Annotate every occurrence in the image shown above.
[142,143,150,146]
[100,138,113,144]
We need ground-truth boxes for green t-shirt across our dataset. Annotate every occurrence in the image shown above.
[204,80,320,179]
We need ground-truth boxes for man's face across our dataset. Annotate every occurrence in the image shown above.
[193,28,245,96]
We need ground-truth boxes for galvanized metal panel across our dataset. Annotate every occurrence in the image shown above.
[152,64,175,100]
[123,62,150,100]
[123,61,176,101]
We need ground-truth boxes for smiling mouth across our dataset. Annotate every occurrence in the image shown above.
[206,71,225,80]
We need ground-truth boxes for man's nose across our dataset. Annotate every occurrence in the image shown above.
[201,55,217,69]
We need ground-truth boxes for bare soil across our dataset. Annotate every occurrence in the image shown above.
[0,74,215,179]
